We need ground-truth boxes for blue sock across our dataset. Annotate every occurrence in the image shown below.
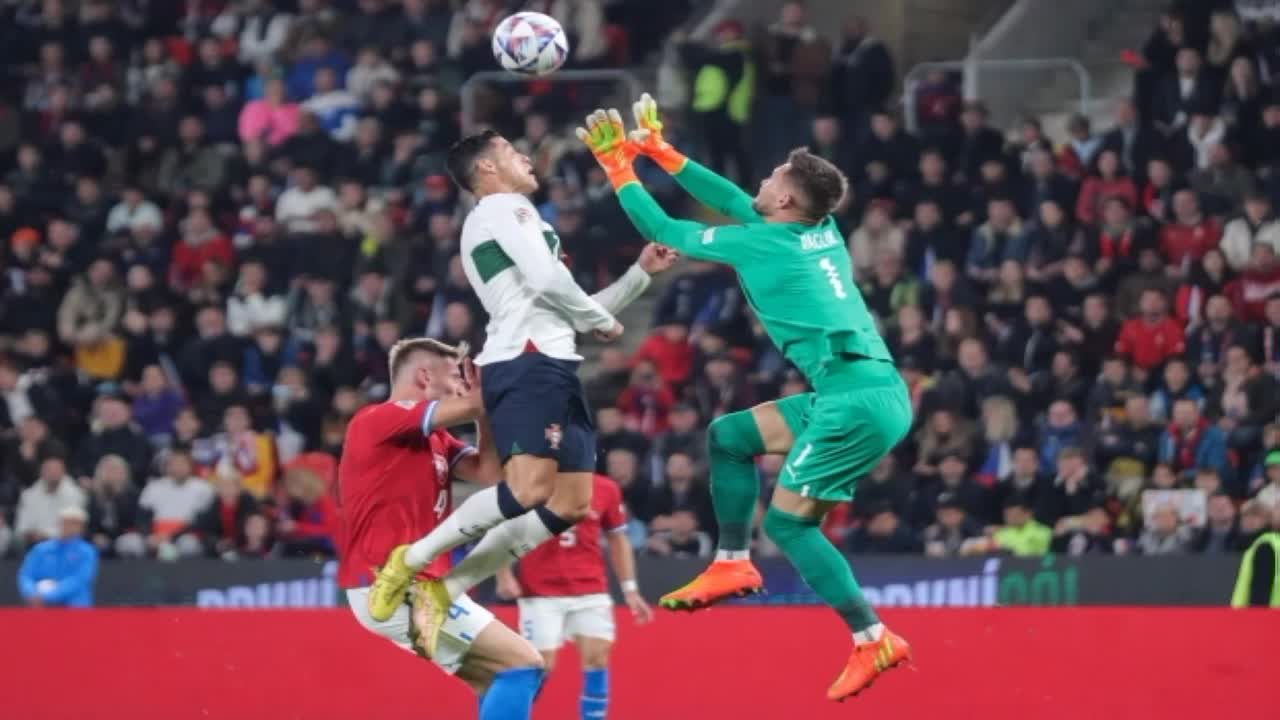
[580,668,608,720]
[479,667,544,720]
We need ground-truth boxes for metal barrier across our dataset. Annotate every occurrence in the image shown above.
[459,69,643,133]
[902,57,1092,133]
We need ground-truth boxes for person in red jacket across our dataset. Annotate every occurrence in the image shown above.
[630,323,694,391]
[278,452,338,557]
[1076,149,1139,226]
[614,359,675,438]
[1160,189,1221,273]
[1116,288,1186,382]
[169,207,234,292]
[1226,242,1280,323]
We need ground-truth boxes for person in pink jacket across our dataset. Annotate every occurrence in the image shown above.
[238,77,299,146]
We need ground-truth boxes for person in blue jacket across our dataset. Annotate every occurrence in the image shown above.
[18,505,99,608]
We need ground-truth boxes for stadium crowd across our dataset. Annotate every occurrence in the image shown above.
[3,0,1280,567]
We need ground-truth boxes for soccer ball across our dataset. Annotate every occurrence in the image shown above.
[492,12,569,76]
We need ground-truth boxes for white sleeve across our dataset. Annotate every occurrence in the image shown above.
[591,263,651,316]
[489,198,616,333]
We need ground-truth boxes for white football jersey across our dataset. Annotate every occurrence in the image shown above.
[460,192,651,365]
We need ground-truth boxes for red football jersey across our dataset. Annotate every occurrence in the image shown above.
[516,474,627,597]
[336,400,474,589]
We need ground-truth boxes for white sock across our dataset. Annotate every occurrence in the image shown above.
[405,486,506,568]
[443,511,553,598]
[715,549,750,562]
[853,623,885,645]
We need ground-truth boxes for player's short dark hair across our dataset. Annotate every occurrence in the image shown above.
[784,148,847,222]
[388,337,468,382]
[445,129,500,193]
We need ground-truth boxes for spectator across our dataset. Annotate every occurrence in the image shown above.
[966,196,1023,287]
[1095,394,1163,479]
[678,20,753,183]
[1186,295,1251,384]
[277,454,338,557]
[1,418,67,509]
[848,200,904,280]
[209,404,275,499]
[1038,401,1086,476]
[831,17,895,138]
[616,360,675,438]
[301,67,360,141]
[85,455,144,558]
[922,492,983,557]
[912,451,990,529]
[238,76,300,146]
[1102,98,1157,181]
[644,509,712,559]
[651,403,706,470]
[988,493,1053,556]
[15,457,87,547]
[954,101,1005,184]
[1138,503,1193,554]
[275,165,338,235]
[1190,142,1254,215]
[346,47,400,103]
[1255,450,1280,512]
[1160,189,1221,271]
[1116,288,1186,381]
[1076,149,1138,226]
[17,506,97,607]
[847,504,921,554]
[1043,447,1103,525]
[57,258,125,380]
[687,353,752,422]
[760,2,830,167]
[227,260,288,337]
[651,451,714,528]
[859,251,918,324]
[1057,114,1103,181]
[170,208,234,293]
[74,395,152,481]
[1154,47,1217,137]
[1192,492,1242,553]
[1051,503,1115,555]
[1226,241,1280,323]
[156,115,229,197]
[631,324,694,392]
[1221,191,1280,271]
[1149,357,1205,423]
[997,294,1058,376]
[1160,397,1231,481]
[139,451,215,558]
[238,0,293,67]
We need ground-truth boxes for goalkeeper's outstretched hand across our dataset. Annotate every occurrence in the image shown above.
[575,108,639,190]
[628,92,687,174]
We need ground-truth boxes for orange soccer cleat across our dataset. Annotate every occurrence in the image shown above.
[826,630,913,702]
[658,559,763,611]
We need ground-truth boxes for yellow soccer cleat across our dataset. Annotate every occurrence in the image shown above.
[408,579,452,660]
[367,544,415,622]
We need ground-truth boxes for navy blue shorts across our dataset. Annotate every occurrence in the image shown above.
[481,352,596,472]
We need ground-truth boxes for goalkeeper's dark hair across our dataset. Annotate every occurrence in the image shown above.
[445,129,501,193]
[784,148,848,223]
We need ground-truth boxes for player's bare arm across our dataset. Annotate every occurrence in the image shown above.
[606,531,652,624]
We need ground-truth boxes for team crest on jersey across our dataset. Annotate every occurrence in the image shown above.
[433,453,449,482]
[514,207,534,224]
[545,423,562,450]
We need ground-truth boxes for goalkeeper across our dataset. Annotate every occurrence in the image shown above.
[575,97,914,703]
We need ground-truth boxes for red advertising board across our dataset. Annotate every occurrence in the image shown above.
[2,607,1272,718]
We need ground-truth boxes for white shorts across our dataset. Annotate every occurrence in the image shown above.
[516,593,615,651]
[346,587,495,674]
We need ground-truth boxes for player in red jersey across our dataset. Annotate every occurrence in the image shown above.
[339,337,545,720]
[495,474,653,720]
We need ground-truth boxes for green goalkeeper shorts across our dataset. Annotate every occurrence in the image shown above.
[774,360,913,503]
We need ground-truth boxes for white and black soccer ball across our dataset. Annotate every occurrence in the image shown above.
[491,12,569,76]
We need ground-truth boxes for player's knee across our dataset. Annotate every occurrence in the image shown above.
[508,480,552,508]
[762,506,800,543]
[707,410,763,460]
[508,644,546,672]
[579,645,610,670]
[505,458,557,507]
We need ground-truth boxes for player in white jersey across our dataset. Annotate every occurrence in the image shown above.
[366,129,675,659]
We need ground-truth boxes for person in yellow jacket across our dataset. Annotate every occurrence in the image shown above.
[1231,501,1280,607]
[678,20,755,184]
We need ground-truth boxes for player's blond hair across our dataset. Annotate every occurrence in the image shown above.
[388,337,469,382]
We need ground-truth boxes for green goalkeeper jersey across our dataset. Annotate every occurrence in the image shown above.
[616,162,893,386]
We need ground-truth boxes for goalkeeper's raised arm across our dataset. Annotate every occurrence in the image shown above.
[628,93,762,224]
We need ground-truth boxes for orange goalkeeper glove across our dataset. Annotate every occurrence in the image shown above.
[628,92,687,174]
[575,108,639,189]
